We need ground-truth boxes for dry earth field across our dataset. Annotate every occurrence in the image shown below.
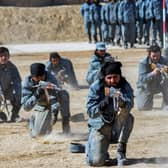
[1,48,168,168]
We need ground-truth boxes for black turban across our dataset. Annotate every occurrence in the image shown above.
[101,61,122,76]
[30,63,45,77]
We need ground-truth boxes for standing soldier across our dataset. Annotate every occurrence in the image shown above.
[151,0,163,48]
[101,0,110,43]
[90,0,102,43]
[107,0,118,46]
[118,0,136,49]
[86,61,134,166]
[136,0,146,45]
[115,0,123,47]
[143,0,152,46]
[80,0,92,43]
[0,47,22,122]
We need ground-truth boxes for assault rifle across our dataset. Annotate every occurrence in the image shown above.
[0,88,10,122]
[151,63,168,72]
[33,81,61,105]
[104,87,121,112]
[151,63,168,84]
[103,86,128,126]
[33,81,61,91]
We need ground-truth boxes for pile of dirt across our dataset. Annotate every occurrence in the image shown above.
[0,5,87,44]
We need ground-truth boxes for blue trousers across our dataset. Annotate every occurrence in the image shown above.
[152,19,163,46]
[84,20,92,41]
[144,19,152,44]
[101,22,109,42]
[29,107,52,138]
[91,21,102,42]
[137,19,145,40]
[115,24,122,45]
[108,23,116,42]
[86,112,134,166]
[136,80,168,110]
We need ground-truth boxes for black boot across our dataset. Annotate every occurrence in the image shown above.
[62,117,71,134]
[117,143,127,166]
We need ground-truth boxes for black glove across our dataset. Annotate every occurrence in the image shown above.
[34,87,45,99]
[99,96,110,111]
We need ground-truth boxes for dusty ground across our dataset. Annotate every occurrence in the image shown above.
[1,48,168,168]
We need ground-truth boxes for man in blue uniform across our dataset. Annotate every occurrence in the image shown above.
[151,0,163,47]
[136,0,146,45]
[86,42,115,85]
[86,61,134,166]
[46,52,79,90]
[118,0,136,49]
[0,47,22,122]
[90,0,102,43]
[136,45,168,110]
[22,63,71,137]
[101,0,110,43]
[143,0,152,46]
[107,0,118,46]
[80,0,92,43]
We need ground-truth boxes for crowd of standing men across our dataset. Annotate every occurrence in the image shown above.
[81,0,168,49]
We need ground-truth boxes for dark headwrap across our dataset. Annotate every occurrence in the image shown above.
[101,61,122,76]
[30,63,45,77]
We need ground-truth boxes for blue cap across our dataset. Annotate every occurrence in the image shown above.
[96,42,106,50]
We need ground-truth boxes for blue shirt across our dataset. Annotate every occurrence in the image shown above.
[118,0,136,23]
[80,2,91,23]
[137,56,168,92]
[22,71,59,111]
[86,78,134,130]
[151,0,162,20]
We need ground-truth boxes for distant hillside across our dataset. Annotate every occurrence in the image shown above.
[0,5,88,44]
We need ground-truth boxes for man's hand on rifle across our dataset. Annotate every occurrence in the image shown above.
[37,81,60,90]
[34,87,45,99]
[151,67,160,76]
[160,66,168,74]
[107,87,121,98]
[105,86,127,109]
[151,63,168,76]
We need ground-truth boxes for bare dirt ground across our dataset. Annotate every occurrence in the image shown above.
[1,48,168,168]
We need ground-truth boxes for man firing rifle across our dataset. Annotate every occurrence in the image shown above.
[22,63,71,138]
[86,61,134,166]
[136,45,168,110]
